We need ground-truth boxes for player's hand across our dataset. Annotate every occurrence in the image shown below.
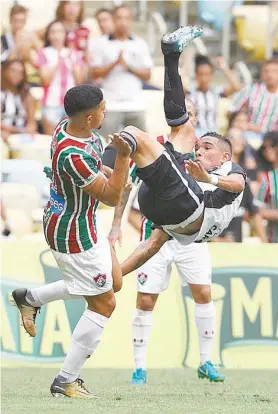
[184,159,211,183]
[108,226,123,248]
[108,133,132,157]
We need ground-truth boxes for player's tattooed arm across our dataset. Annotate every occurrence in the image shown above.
[121,229,169,276]
[83,135,131,207]
[108,185,132,247]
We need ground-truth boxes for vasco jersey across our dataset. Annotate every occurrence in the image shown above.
[43,116,103,253]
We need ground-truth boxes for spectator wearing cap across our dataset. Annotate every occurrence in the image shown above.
[187,55,241,137]
[257,132,278,243]
[230,59,278,138]
[90,5,153,142]
[1,59,37,143]
[1,4,41,63]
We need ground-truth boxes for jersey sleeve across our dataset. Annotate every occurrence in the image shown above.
[63,152,100,188]
[228,162,247,181]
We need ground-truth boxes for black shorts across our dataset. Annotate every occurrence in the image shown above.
[137,150,204,226]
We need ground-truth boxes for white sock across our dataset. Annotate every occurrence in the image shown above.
[132,309,153,371]
[26,280,82,307]
[195,301,215,365]
[59,309,108,383]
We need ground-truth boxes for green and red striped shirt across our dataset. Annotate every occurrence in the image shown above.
[43,116,103,253]
[231,83,278,133]
[257,168,278,243]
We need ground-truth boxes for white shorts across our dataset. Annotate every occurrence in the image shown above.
[51,237,113,296]
[137,240,211,294]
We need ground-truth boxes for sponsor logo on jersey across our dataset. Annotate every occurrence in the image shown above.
[93,273,107,287]
[138,272,148,285]
[49,189,65,215]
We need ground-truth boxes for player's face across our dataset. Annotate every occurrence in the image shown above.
[262,62,278,88]
[114,8,132,35]
[195,64,213,90]
[195,136,230,169]
[89,100,106,130]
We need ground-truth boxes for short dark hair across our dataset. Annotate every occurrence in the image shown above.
[64,84,103,117]
[95,8,112,18]
[264,131,278,148]
[195,54,213,72]
[200,131,232,155]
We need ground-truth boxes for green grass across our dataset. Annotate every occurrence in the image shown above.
[1,368,278,414]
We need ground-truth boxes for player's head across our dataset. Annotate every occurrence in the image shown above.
[262,59,278,89]
[195,54,213,90]
[186,98,197,127]
[64,84,105,129]
[195,131,232,169]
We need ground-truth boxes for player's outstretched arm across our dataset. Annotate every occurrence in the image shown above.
[121,229,170,276]
[185,160,245,193]
[83,135,131,207]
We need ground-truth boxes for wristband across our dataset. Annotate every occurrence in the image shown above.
[209,174,219,186]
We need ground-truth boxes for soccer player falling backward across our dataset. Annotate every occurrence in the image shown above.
[107,26,245,385]
[11,89,131,396]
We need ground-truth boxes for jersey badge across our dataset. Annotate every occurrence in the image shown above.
[138,272,148,285]
[93,273,107,287]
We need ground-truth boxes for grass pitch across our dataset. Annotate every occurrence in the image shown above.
[1,368,277,414]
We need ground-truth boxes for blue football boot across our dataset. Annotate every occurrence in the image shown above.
[161,25,203,55]
[131,368,147,385]
[198,361,225,382]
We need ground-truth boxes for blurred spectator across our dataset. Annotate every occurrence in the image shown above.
[90,5,153,141]
[214,181,268,243]
[35,21,84,135]
[1,201,12,238]
[187,55,241,136]
[256,131,278,173]
[1,59,37,143]
[55,1,89,57]
[230,59,278,137]
[1,4,41,63]
[227,127,258,183]
[95,8,115,36]
[257,133,278,243]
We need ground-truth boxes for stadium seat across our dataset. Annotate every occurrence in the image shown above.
[233,5,278,61]
[2,183,41,217]
[1,159,48,201]
[1,140,9,160]
[8,134,51,166]
[197,0,243,31]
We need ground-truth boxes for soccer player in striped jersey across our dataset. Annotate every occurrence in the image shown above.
[11,84,131,398]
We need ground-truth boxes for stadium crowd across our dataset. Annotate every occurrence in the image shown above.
[1,1,278,244]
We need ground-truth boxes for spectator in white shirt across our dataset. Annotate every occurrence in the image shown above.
[95,8,115,36]
[90,5,153,142]
[35,20,84,135]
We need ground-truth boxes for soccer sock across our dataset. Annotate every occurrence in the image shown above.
[132,308,153,370]
[163,52,189,127]
[195,301,215,365]
[26,280,82,307]
[59,309,108,383]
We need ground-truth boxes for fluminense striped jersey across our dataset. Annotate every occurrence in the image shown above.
[43,116,103,253]
[231,83,278,133]
[257,168,278,243]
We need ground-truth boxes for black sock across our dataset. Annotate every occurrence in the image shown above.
[164,52,189,127]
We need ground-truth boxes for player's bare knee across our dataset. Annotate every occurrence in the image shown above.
[137,293,157,311]
[191,285,211,304]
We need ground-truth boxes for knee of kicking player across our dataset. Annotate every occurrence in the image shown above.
[189,284,211,304]
[137,292,158,311]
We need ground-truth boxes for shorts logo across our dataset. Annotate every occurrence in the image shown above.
[93,273,107,287]
[138,272,147,285]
